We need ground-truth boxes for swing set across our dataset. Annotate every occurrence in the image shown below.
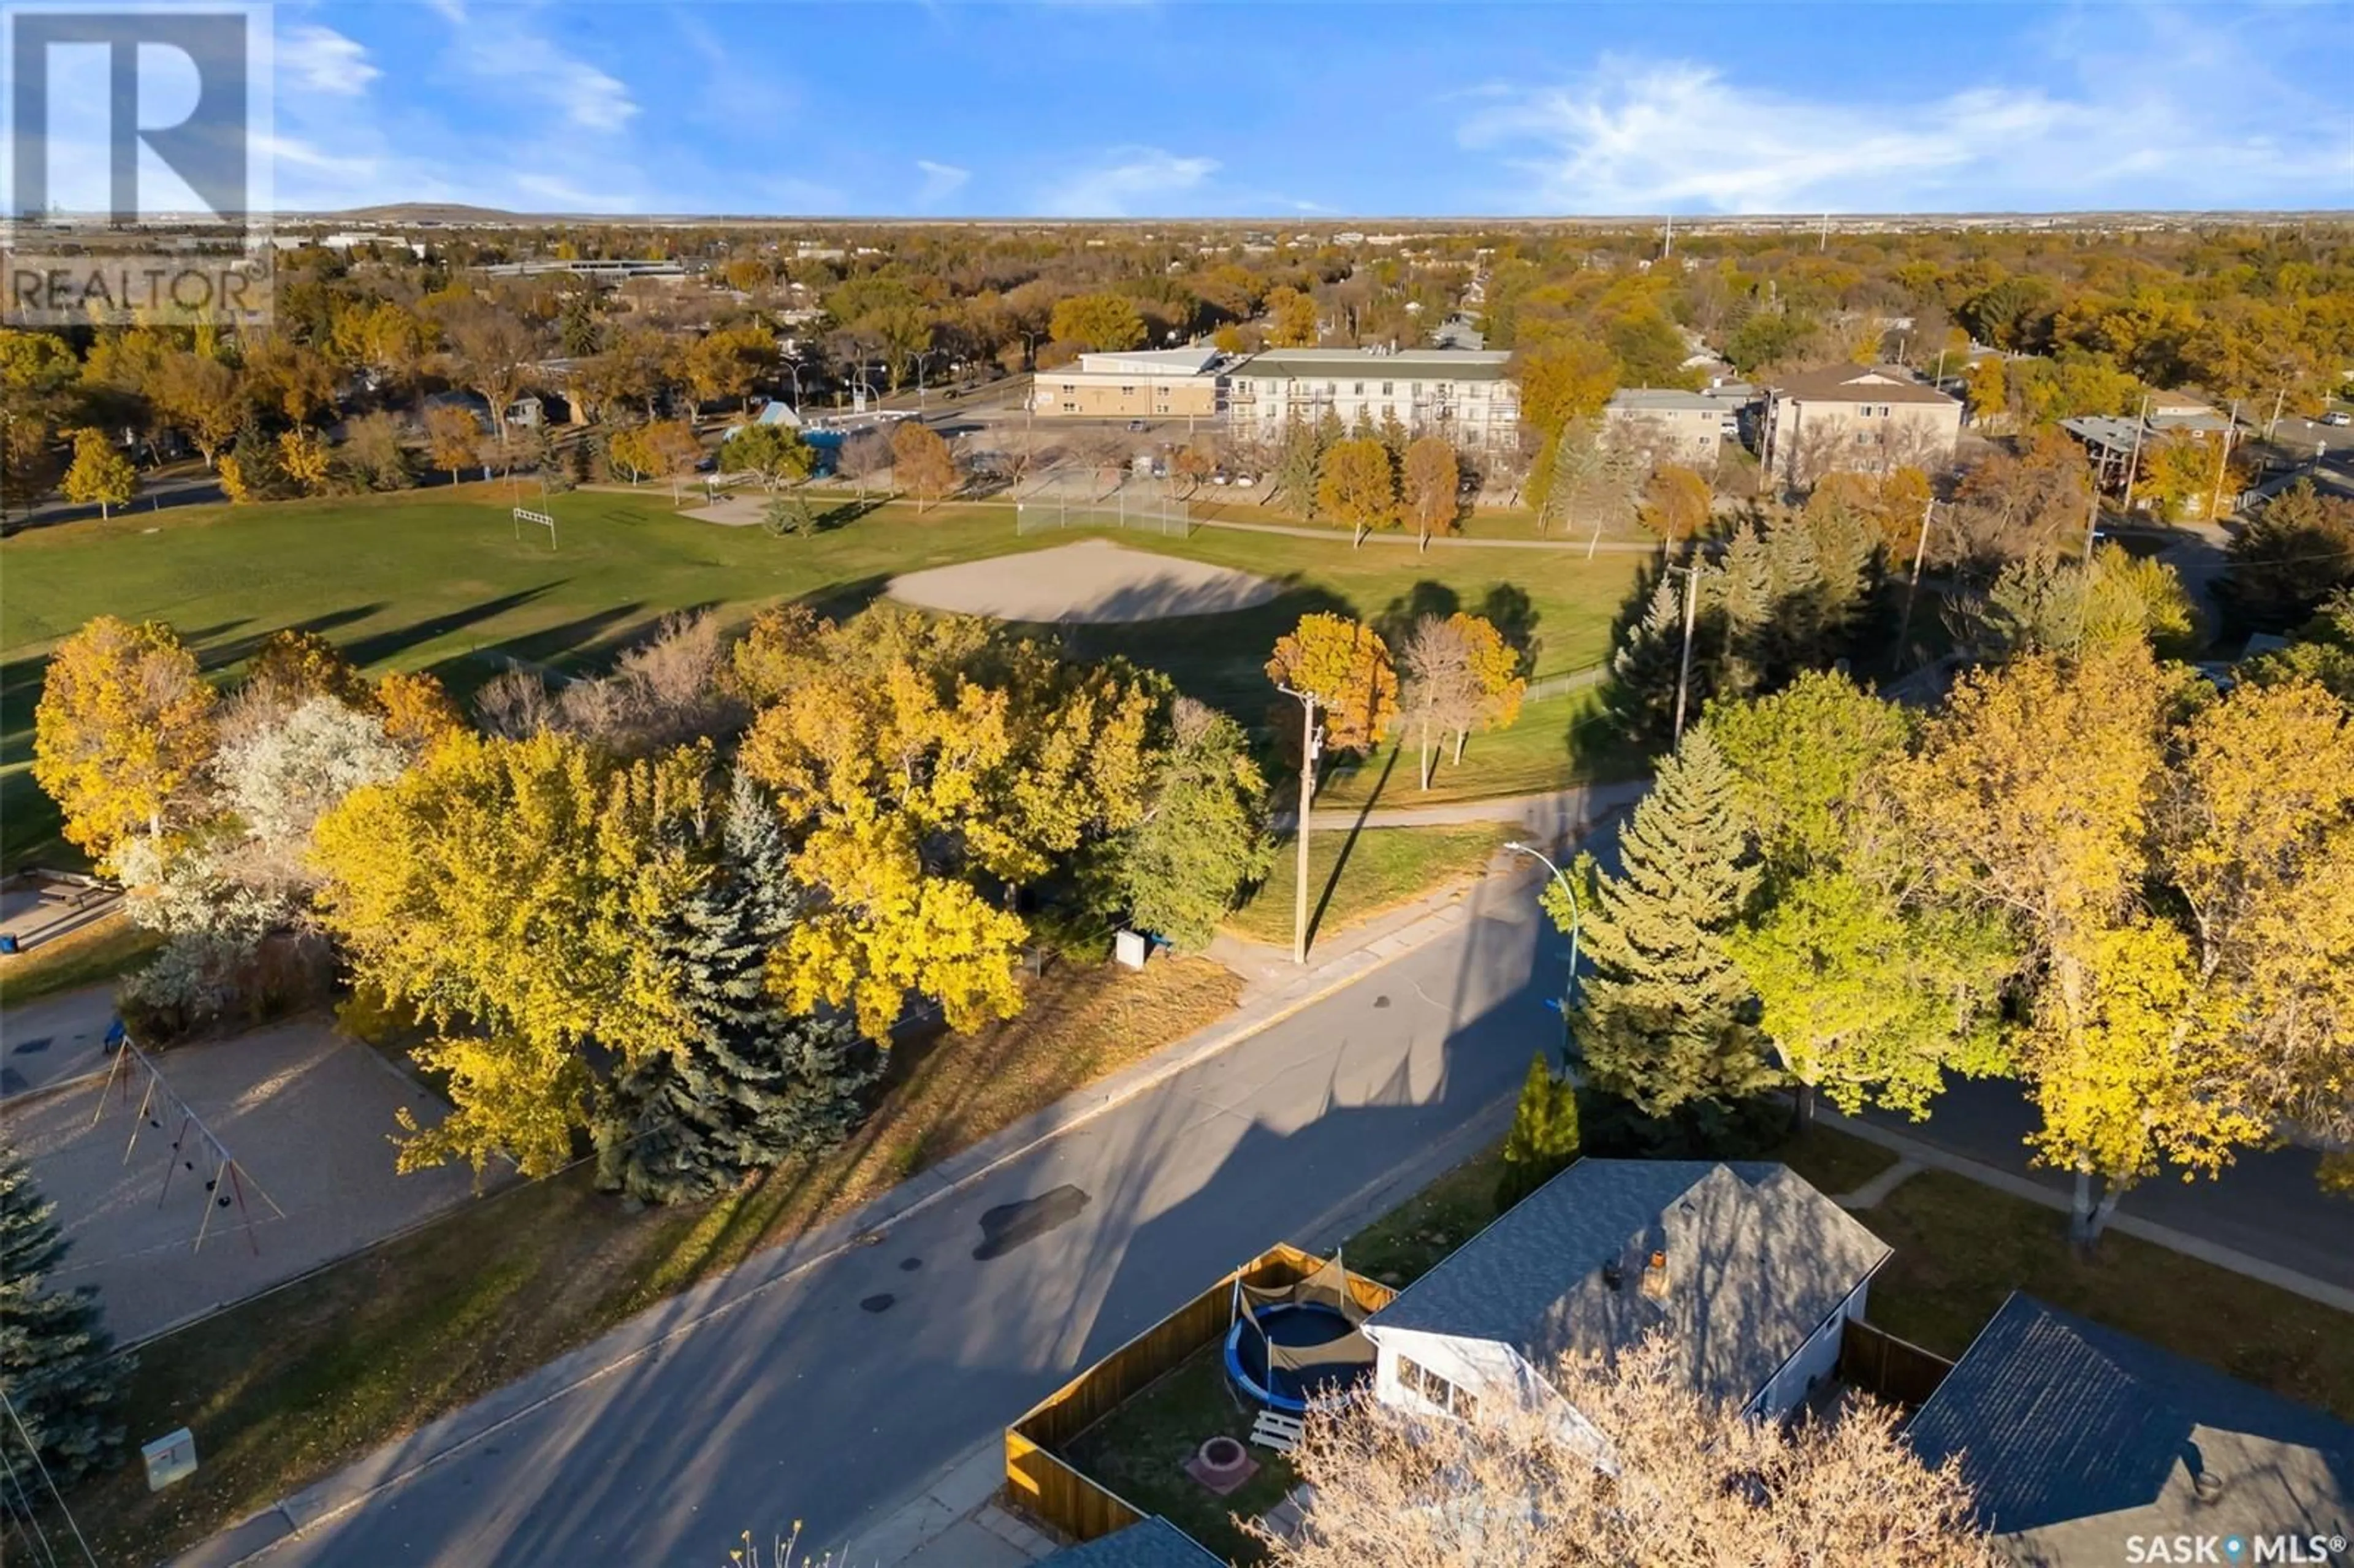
[88,1029,284,1257]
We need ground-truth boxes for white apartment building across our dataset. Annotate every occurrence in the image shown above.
[1225,347,1521,451]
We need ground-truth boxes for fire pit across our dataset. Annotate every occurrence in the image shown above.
[1185,1434,1259,1496]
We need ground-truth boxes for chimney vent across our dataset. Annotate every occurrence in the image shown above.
[2192,1470,2225,1506]
[1640,1249,1669,1301]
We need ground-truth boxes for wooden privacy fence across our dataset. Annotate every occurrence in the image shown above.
[1003,1243,1395,1545]
[1838,1319,1955,1407]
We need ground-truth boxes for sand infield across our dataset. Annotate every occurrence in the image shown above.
[886,538,1280,624]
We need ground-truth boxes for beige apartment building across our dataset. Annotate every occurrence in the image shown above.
[1603,389,1735,468]
[1759,363,1962,485]
[1224,347,1521,451]
[1030,346,1225,420]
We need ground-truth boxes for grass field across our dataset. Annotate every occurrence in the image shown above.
[0,909,162,1008]
[1,489,1650,869]
[67,954,1242,1564]
[1224,824,1512,953]
[1316,686,1642,810]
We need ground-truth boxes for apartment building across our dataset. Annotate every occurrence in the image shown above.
[1030,346,1225,421]
[1224,346,1520,451]
[1603,389,1734,468]
[1759,363,1962,485]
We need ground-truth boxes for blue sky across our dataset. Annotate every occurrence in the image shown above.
[261,2,2354,216]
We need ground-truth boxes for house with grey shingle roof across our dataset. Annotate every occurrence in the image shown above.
[1035,1515,1224,1567]
[1906,1293,2354,1566]
[1361,1160,1890,1426]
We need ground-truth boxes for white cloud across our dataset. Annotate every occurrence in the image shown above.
[1461,15,2354,214]
[279,24,378,97]
[427,2,638,133]
[1038,146,1217,217]
[915,159,970,204]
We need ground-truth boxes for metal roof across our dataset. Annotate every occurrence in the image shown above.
[1608,389,1723,413]
[1365,1160,1890,1407]
[1907,1294,2354,1561]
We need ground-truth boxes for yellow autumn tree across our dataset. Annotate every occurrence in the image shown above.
[1400,435,1460,552]
[374,669,468,755]
[312,730,710,1176]
[1316,437,1398,546]
[246,627,373,709]
[32,616,218,868]
[1886,644,2337,1243]
[1265,612,1398,756]
[277,427,333,496]
[739,606,1162,1037]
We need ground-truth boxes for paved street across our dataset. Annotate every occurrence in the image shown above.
[1862,1076,2353,1292]
[167,837,2354,1567]
[189,872,1566,1567]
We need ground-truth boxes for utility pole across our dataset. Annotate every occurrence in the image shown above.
[2266,386,2286,441]
[1896,499,1935,658]
[1662,211,1673,260]
[1671,561,1702,745]
[1278,683,1323,965]
[1819,212,1829,253]
[2119,392,2150,521]
[2206,400,2240,523]
[2083,467,2101,563]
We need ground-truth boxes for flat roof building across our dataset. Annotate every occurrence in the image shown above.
[1604,388,1735,468]
[1225,346,1520,451]
[1032,346,1225,422]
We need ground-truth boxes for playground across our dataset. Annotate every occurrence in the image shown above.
[7,1021,486,1342]
[886,538,1281,624]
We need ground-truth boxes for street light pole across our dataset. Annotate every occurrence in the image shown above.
[1277,683,1323,966]
[1503,840,1581,1018]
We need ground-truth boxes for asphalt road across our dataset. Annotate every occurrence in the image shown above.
[211,873,1567,1567]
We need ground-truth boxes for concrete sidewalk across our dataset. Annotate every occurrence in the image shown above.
[1822,1109,2354,1315]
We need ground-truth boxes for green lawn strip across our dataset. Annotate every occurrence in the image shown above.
[0,911,162,1008]
[1314,687,1648,810]
[4,492,1644,870]
[1859,1170,2354,1422]
[1222,824,1510,951]
[65,956,1241,1564]
[1772,1124,1901,1196]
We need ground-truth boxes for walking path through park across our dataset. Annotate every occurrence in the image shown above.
[1277,776,1648,835]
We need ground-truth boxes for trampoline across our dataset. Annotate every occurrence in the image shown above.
[1225,1252,1376,1415]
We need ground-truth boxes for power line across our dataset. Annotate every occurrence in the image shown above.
[0,1390,97,1568]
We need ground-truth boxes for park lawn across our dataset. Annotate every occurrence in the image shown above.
[1315,686,1646,810]
[68,954,1242,1565]
[1859,1170,2354,1423]
[0,909,162,1008]
[1224,824,1512,954]
[3,491,1645,869]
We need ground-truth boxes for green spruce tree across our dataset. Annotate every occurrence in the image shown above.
[595,773,877,1204]
[1495,1051,1582,1211]
[1607,575,1689,748]
[0,1140,129,1486]
[1553,727,1769,1116]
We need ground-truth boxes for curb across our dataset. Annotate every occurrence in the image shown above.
[173,855,1519,1568]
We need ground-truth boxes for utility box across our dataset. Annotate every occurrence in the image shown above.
[1114,930,1149,971]
[143,1428,198,1492]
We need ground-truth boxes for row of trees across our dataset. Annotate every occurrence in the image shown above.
[1559,649,2353,1244]
[30,604,1284,1190]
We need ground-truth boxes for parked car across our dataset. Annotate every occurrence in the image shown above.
[2323,410,2352,427]
[1234,475,1256,489]
[1127,419,1148,432]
